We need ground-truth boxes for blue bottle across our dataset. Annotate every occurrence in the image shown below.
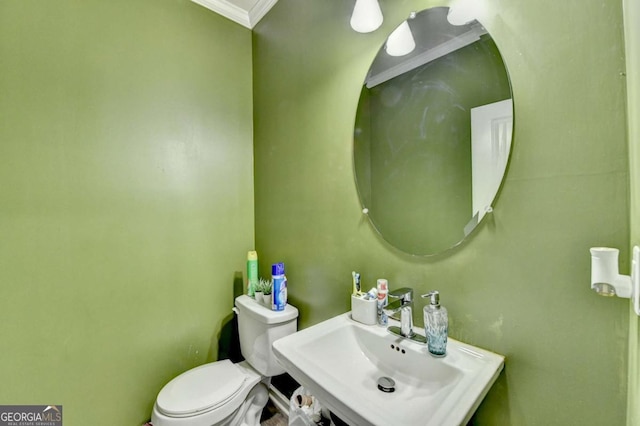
[272,262,287,311]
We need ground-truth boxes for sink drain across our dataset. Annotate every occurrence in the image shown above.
[377,376,396,393]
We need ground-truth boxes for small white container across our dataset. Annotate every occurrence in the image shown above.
[262,293,272,307]
[351,295,377,325]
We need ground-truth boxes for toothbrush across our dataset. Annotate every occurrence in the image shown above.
[352,271,361,295]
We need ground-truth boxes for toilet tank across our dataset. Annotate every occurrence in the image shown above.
[234,295,298,377]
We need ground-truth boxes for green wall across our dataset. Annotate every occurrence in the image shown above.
[0,0,634,424]
[0,0,253,424]
[253,0,629,424]
[624,0,640,423]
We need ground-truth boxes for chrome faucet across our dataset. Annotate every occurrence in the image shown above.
[383,287,426,344]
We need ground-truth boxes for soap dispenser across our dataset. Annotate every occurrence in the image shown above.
[422,291,448,357]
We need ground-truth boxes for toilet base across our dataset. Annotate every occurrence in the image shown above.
[236,382,269,426]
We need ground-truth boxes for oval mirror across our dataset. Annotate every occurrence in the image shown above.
[353,6,513,256]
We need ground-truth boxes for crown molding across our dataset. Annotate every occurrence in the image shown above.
[247,0,278,28]
[190,0,278,29]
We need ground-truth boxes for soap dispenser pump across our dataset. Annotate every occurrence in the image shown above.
[422,291,448,357]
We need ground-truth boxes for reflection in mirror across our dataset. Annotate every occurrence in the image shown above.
[353,7,513,256]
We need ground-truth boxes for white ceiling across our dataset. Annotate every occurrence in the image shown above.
[190,0,279,29]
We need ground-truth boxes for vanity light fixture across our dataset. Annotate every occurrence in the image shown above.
[447,0,477,26]
[350,0,383,33]
[385,12,416,57]
[590,246,640,316]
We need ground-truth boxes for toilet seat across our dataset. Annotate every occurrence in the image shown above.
[156,360,247,418]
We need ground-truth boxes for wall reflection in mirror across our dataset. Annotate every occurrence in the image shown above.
[353,6,513,256]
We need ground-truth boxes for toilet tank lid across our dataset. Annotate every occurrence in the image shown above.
[235,295,298,324]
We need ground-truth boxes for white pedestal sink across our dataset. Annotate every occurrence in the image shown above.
[273,313,504,426]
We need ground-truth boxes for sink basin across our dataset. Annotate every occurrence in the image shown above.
[273,313,504,426]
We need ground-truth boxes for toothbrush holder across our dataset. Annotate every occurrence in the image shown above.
[351,295,377,325]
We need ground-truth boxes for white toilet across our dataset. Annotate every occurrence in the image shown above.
[151,295,298,426]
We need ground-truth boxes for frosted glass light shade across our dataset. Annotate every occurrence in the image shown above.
[385,21,415,57]
[350,0,383,33]
[447,3,476,26]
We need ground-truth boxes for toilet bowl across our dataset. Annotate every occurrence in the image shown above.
[151,295,298,426]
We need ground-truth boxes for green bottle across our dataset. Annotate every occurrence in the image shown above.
[247,251,258,297]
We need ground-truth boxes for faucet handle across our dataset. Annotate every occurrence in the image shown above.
[388,287,413,303]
